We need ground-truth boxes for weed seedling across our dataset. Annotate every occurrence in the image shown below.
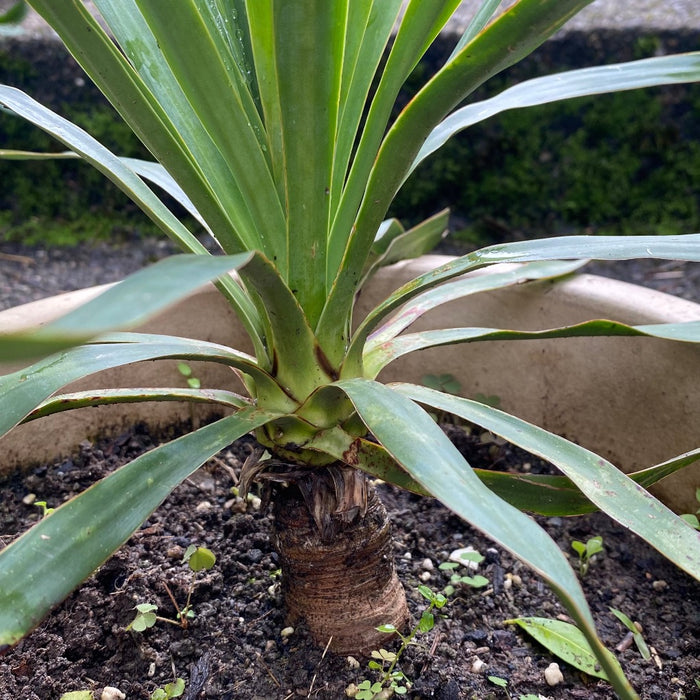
[355,585,448,698]
[127,545,216,632]
[571,535,604,576]
[439,549,489,596]
[34,500,55,518]
[150,678,185,700]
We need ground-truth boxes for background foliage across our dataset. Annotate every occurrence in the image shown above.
[1,29,699,247]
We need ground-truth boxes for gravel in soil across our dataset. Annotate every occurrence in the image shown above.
[0,423,698,700]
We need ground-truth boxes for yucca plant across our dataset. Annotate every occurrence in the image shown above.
[1,2,699,697]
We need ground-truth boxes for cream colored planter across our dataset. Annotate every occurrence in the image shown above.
[1,255,698,512]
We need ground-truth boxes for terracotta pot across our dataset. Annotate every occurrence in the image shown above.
[1,255,698,512]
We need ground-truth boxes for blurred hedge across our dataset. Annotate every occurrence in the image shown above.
[1,28,699,247]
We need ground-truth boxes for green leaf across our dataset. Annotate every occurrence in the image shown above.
[360,210,449,285]
[393,383,700,583]
[0,408,276,647]
[0,332,289,440]
[352,234,700,370]
[418,611,435,633]
[236,252,335,398]
[412,52,700,178]
[186,546,216,572]
[0,253,253,362]
[322,0,596,343]
[0,86,207,255]
[505,616,621,680]
[0,1,26,25]
[366,259,586,350]
[22,387,248,425]
[335,378,635,696]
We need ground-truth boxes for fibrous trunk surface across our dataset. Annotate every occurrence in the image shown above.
[272,475,408,655]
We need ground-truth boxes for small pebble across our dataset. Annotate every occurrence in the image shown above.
[280,626,295,638]
[101,688,126,700]
[166,545,183,560]
[402,551,412,560]
[471,657,487,673]
[422,558,434,571]
[419,571,431,582]
[652,579,668,591]
[195,500,212,513]
[22,493,36,505]
[449,546,480,571]
[544,662,564,686]
[346,656,360,670]
[345,683,359,698]
[505,572,522,586]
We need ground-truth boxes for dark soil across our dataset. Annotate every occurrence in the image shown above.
[1,422,698,700]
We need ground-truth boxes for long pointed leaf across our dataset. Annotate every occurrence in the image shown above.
[393,383,700,582]
[0,333,291,438]
[411,52,700,178]
[0,254,252,361]
[320,0,596,358]
[27,0,244,251]
[348,234,700,367]
[0,408,276,648]
[365,319,700,377]
[132,0,286,258]
[366,260,586,349]
[335,378,636,698]
[23,387,249,423]
[0,87,205,255]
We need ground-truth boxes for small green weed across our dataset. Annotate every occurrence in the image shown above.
[127,545,216,632]
[439,549,489,596]
[571,535,604,576]
[150,678,185,700]
[354,585,448,699]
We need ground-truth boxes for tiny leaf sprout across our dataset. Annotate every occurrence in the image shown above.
[355,585,448,698]
[176,362,201,390]
[127,546,216,632]
[34,500,55,518]
[680,488,700,530]
[571,535,604,576]
[127,603,159,632]
[488,675,509,690]
[439,549,489,596]
[150,678,185,700]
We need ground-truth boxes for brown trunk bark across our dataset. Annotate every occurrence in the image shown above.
[272,470,408,656]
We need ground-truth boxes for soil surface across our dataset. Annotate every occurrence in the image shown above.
[1,422,698,700]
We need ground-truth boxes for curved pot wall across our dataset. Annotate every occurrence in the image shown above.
[1,256,698,512]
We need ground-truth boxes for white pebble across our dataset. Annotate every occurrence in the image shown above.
[422,558,434,571]
[402,551,412,560]
[449,546,480,571]
[195,500,212,512]
[101,688,126,700]
[544,662,564,686]
[506,572,522,587]
[419,571,431,582]
[471,657,487,673]
[346,656,360,670]
[280,626,295,638]
[22,493,36,505]
[345,683,359,697]
[652,579,667,591]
